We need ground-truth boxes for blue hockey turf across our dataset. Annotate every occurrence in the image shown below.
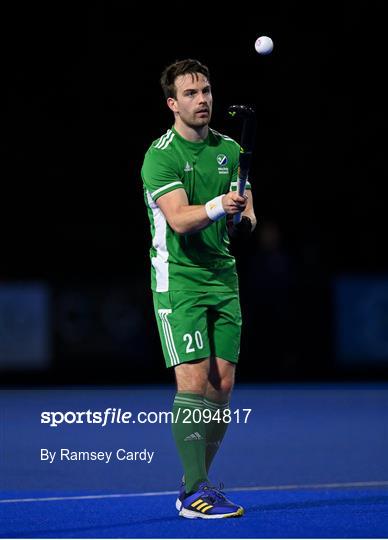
[1,384,387,537]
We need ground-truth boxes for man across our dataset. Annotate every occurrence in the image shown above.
[141,59,256,519]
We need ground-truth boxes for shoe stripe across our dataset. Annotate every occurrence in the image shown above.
[201,504,213,513]
[191,499,203,508]
[196,502,208,511]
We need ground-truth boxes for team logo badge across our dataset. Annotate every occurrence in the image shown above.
[217,154,228,166]
[217,154,229,175]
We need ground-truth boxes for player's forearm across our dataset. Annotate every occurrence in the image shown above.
[243,209,257,231]
[171,205,212,235]
[163,192,247,235]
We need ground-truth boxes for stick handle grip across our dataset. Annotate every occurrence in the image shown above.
[233,175,247,224]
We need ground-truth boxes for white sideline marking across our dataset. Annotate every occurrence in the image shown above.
[1,480,388,504]
[227,480,388,492]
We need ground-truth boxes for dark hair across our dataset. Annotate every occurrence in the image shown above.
[160,59,210,99]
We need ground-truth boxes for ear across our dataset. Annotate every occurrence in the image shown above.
[167,97,178,114]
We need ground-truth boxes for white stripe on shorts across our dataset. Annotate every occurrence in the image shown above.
[158,309,180,366]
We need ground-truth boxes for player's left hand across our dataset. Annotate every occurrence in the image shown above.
[227,215,253,238]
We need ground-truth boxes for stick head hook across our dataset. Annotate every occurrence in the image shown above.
[227,104,256,119]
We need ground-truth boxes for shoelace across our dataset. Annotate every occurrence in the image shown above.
[202,483,228,504]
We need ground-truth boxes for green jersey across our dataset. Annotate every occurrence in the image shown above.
[141,126,251,292]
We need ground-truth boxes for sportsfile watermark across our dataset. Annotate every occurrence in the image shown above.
[41,407,252,427]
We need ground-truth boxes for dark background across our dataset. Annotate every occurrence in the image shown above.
[1,2,387,385]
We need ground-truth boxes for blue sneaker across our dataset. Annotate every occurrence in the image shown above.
[179,482,244,519]
[175,481,185,511]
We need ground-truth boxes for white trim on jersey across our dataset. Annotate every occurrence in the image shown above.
[154,130,175,150]
[159,131,175,149]
[151,181,183,199]
[154,130,172,149]
[210,128,237,144]
[147,191,169,292]
[158,309,180,366]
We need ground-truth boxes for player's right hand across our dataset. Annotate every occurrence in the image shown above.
[222,191,248,215]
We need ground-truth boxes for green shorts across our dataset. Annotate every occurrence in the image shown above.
[152,289,242,368]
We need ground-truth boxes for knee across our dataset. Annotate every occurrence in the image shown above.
[178,375,208,395]
[175,360,209,395]
[219,377,234,397]
[208,372,235,399]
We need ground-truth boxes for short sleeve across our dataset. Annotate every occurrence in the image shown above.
[141,147,184,201]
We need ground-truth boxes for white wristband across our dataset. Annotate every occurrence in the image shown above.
[205,195,226,222]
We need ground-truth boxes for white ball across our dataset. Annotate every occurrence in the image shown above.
[255,36,273,55]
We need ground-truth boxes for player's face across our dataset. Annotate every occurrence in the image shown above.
[170,73,213,128]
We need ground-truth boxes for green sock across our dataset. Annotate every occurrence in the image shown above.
[172,393,208,494]
[203,397,230,473]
